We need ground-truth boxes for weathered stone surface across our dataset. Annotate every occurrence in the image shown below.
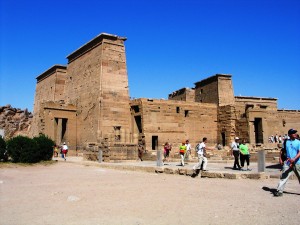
[155,167,164,173]
[0,105,32,139]
[244,173,269,180]
[178,168,187,175]
[224,173,241,179]
[202,171,225,178]
[164,168,176,174]
[186,170,194,176]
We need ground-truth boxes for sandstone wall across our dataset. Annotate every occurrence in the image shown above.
[233,97,300,147]
[194,74,234,105]
[100,37,132,142]
[64,40,103,146]
[31,66,67,137]
[64,34,131,147]
[168,88,195,102]
[218,105,236,146]
[130,98,218,153]
[195,77,219,104]
[217,75,235,106]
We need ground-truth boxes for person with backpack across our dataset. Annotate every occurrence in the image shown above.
[279,138,288,167]
[193,137,214,172]
[274,129,300,197]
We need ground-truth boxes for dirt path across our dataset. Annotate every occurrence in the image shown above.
[0,162,299,225]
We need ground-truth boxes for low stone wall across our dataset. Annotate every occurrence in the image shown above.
[83,143,138,161]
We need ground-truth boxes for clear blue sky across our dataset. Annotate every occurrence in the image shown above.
[1,0,299,112]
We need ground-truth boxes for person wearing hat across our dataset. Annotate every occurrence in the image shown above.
[274,129,300,197]
[62,142,69,161]
[231,137,241,170]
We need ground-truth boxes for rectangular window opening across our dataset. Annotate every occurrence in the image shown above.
[185,110,189,117]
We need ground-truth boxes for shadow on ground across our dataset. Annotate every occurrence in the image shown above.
[262,186,300,196]
[266,164,282,169]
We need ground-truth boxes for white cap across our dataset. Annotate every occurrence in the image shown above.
[235,137,239,140]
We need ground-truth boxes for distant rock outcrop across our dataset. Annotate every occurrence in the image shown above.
[0,104,33,139]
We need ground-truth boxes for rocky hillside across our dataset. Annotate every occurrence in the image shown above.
[0,105,33,139]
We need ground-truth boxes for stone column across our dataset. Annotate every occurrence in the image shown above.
[98,148,103,163]
[156,149,163,166]
[257,150,265,172]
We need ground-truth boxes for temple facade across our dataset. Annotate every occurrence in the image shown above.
[31,33,300,160]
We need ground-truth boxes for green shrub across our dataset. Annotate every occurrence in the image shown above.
[33,134,55,161]
[0,136,7,161]
[6,136,39,163]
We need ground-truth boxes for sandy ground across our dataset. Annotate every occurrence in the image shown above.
[0,162,299,225]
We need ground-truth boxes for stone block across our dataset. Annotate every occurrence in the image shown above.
[164,168,175,174]
[155,167,164,173]
[224,173,240,179]
[202,171,225,178]
[245,173,269,179]
[178,168,187,175]
[186,170,194,176]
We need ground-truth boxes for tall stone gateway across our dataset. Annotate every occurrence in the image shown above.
[31,33,133,154]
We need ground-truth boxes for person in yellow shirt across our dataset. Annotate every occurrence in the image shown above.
[53,144,59,157]
[179,140,187,166]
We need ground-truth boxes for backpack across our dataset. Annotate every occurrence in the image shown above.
[280,139,287,162]
[196,143,206,156]
[195,143,200,152]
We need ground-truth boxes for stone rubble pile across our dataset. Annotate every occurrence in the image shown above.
[0,104,33,139]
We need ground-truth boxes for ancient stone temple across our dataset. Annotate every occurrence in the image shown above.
[31,32,300,160]
[31,33,135,159]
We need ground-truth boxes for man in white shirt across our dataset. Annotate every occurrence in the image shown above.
[231,137,241,170]
[193,137,213,172]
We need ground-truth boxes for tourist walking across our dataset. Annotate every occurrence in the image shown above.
[231,137,241,170]
[179,140,187,166]
[53,144,59,157]
[193,137,213,172]
[274,129,300,197]
[239,140,251,171]
[138,143,144,161]
[184,140,191,161]
[62,142,68,161]
[163,142,172,163]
